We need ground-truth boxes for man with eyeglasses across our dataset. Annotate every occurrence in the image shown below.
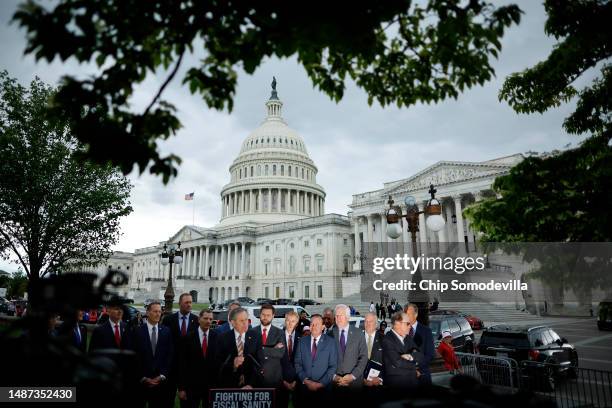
[381,312,423,388]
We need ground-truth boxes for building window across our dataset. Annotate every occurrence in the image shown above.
[265,263,269,276]
[288,166,292,177]
[317,285,323,298]
[290,242,295,249]
[343,238,348,246]
[304,285,310,298]
[273,165,276,175]
[289,286,295,298]
[289,257,296,274]
[251,166,254,177]
[344,258,349,273]
[316,257,323,272]
[317,239,322,246]
[266,246,270,252]
[264,286,269,298]
[301,168,304,179]
[304,240,309,248]
[304,259,310,273]
[265,165,269,176]
[281,165,284,176]
[275,244,280,252]
[239,168,242,179]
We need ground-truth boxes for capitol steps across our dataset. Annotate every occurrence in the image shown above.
[306,294,545,326]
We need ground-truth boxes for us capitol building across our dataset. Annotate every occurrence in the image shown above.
[101,81,522,304]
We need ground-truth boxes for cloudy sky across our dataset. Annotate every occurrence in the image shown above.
[0,1,590,272]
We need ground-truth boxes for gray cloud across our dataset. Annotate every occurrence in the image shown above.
[0,1,590,272]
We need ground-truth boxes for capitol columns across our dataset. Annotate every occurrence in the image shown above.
[353,216,362,269]
[453,195,465,244]
[220,245,226,279]
[366,214,374,243]
[204,245,210,279]
[233,243,239,278]
[241,242,246,278]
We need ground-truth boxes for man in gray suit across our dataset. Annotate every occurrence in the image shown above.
[329,304,368,389]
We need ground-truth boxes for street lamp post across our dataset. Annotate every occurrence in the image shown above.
[385,184,446,325]
[354,249,367,275]
[160,241,183,315]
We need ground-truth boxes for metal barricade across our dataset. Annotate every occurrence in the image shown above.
[455,352,519,391]
[519,360,612,408]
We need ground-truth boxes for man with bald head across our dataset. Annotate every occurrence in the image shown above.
[382,312,423,388]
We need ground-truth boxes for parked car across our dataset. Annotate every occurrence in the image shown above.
[255,298,274,305]
[429,315,475,353]
[242,305,310,329]
[273,298,295,305]
[478,324,579,391]
[221,298,255,308]
[597,301,612,330]
[430,309,484,330]
[296,299,321,307]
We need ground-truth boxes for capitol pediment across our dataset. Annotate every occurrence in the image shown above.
[385,161,513,195]
[167,225,206,245]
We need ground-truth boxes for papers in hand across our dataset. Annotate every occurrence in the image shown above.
[367,368,381,381]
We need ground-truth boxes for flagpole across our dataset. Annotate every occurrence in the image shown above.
[192,195,195,225]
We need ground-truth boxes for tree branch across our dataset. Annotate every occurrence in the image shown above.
[143,50,185,117]
[0,226,31,276]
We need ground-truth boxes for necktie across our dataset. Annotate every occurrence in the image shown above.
[236,334,244,356]
[151,326,157,355]
[409,326,415,337]
[181,316,187,336]
[288,334,293,357]
[311,338,317,359]
[262,328,268,345]
[74,326,81,346]
[202,332,208,357]
[340,329,346,355]
[367,334,373,359]
[114,323,121,347]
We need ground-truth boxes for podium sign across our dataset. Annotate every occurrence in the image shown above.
[209,388,275,408]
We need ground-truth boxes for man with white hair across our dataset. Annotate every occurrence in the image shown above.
[329,304,368,389]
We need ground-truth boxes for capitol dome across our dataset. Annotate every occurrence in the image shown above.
[217,78,326,227]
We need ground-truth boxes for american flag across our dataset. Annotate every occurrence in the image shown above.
[184,192,194,201]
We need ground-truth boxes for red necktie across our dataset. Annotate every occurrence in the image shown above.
[181,316,187,336]
[288,334,293,357]
[262,328,268,345]
[114,323,121,347]
[201,332,208,357]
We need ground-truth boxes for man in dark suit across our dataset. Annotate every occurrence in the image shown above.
[294,314,337,407]
[329,304,368,389]
[178,309,218,408]
[363,312,384,387]
[382,312,423,389]
[280,311,300,407]
[404,303,434,385]
[161,293,199,408]
[249,304,286,388]
[58,310,88,352]
[322,308,335,335]
[296,310,310,336]
[214,302,240,334]
[215,307,259,388]
[89,304,130,351]
[132,301,174,408]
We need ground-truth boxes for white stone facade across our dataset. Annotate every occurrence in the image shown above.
[128,83,353,304]
[349,154,524,269]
